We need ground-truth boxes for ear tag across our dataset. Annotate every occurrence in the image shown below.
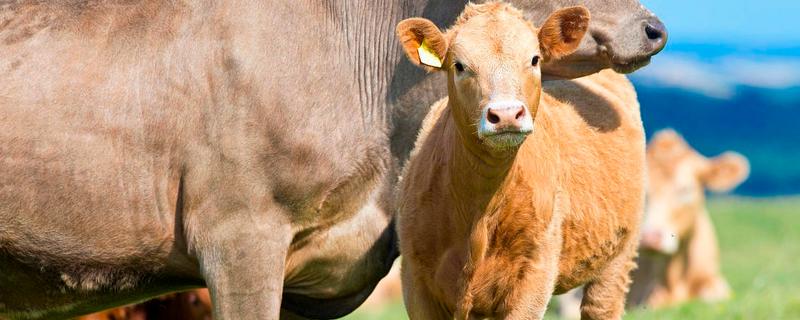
[417,39,443,68]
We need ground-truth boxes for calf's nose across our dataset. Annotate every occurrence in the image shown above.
[486,105,526,130]
[640,229,662,250]
[644,18,667,52]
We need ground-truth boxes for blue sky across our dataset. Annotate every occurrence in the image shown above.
[630,1,800,96]
[641,0,800,47]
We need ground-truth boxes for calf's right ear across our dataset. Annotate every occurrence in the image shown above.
[702,152,750,193]
[538,6,590,61]
[396,18,448,72]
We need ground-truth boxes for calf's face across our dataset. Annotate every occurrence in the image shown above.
[641,130,749,254]
[396,3,589,151]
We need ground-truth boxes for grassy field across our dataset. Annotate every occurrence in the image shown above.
[342,197,800,320]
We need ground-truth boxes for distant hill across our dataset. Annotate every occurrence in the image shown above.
[633,82,800,196]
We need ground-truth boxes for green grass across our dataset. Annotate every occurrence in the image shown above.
[342,197,800,320]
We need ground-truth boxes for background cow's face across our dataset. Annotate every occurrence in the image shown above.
[519,0,667,79]
[397,3,589,151]
[641,130,749,254]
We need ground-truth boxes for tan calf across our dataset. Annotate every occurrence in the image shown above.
[396,2,645,319]
[627,129,749,308]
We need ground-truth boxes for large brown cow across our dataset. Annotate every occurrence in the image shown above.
[627,130,749,308]
[0,0,663,319]
[0,1,403,319]
[397,2,645,319]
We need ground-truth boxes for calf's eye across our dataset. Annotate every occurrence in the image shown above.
[454,62,465,73]
[531,55,540,67]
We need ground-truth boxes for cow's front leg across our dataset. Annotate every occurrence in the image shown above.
[194,210,292,320]
[580,238,638,320]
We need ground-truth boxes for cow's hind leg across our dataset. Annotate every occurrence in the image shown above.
[192,209,292,320]
[580,239,638,320]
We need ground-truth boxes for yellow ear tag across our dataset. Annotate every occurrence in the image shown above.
[417,39,443,68]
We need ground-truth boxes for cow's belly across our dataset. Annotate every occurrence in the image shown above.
[555,211,637,292]
[0,251,202,319]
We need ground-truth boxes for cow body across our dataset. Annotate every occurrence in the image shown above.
[627,130,748,308]
[0,1,401,318]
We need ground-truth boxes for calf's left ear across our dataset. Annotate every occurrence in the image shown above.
[396,18,448,72]
[702,152,750,192]
[538,6,590,61]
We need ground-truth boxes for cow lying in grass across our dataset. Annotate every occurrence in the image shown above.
[627,129,749,308]
[396,2,646,319]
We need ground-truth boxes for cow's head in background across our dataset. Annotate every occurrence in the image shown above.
[515,0,667,79]
[397,2,590,151]
[640,130,749,254]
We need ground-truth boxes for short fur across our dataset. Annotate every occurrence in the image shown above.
[0,1,402,318]
[397,3,644,319]
[627,130,749,308]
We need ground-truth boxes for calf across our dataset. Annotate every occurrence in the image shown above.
[396,2,646,319]
[627,129,749,308]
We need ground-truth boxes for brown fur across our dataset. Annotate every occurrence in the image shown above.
[397,3,643,319]
[627,130,749,308]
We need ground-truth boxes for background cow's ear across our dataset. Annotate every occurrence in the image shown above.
[396,18,448,72]
[538,6,590,61]
[702,152,750,192]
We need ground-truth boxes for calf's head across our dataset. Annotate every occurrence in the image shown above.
[641,130,749,254]
[397,2,589,151]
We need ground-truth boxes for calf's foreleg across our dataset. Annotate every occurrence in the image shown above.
[504,191,567,320]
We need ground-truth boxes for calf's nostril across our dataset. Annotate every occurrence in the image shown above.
[487,109,500,124]
[514,108,525,120]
